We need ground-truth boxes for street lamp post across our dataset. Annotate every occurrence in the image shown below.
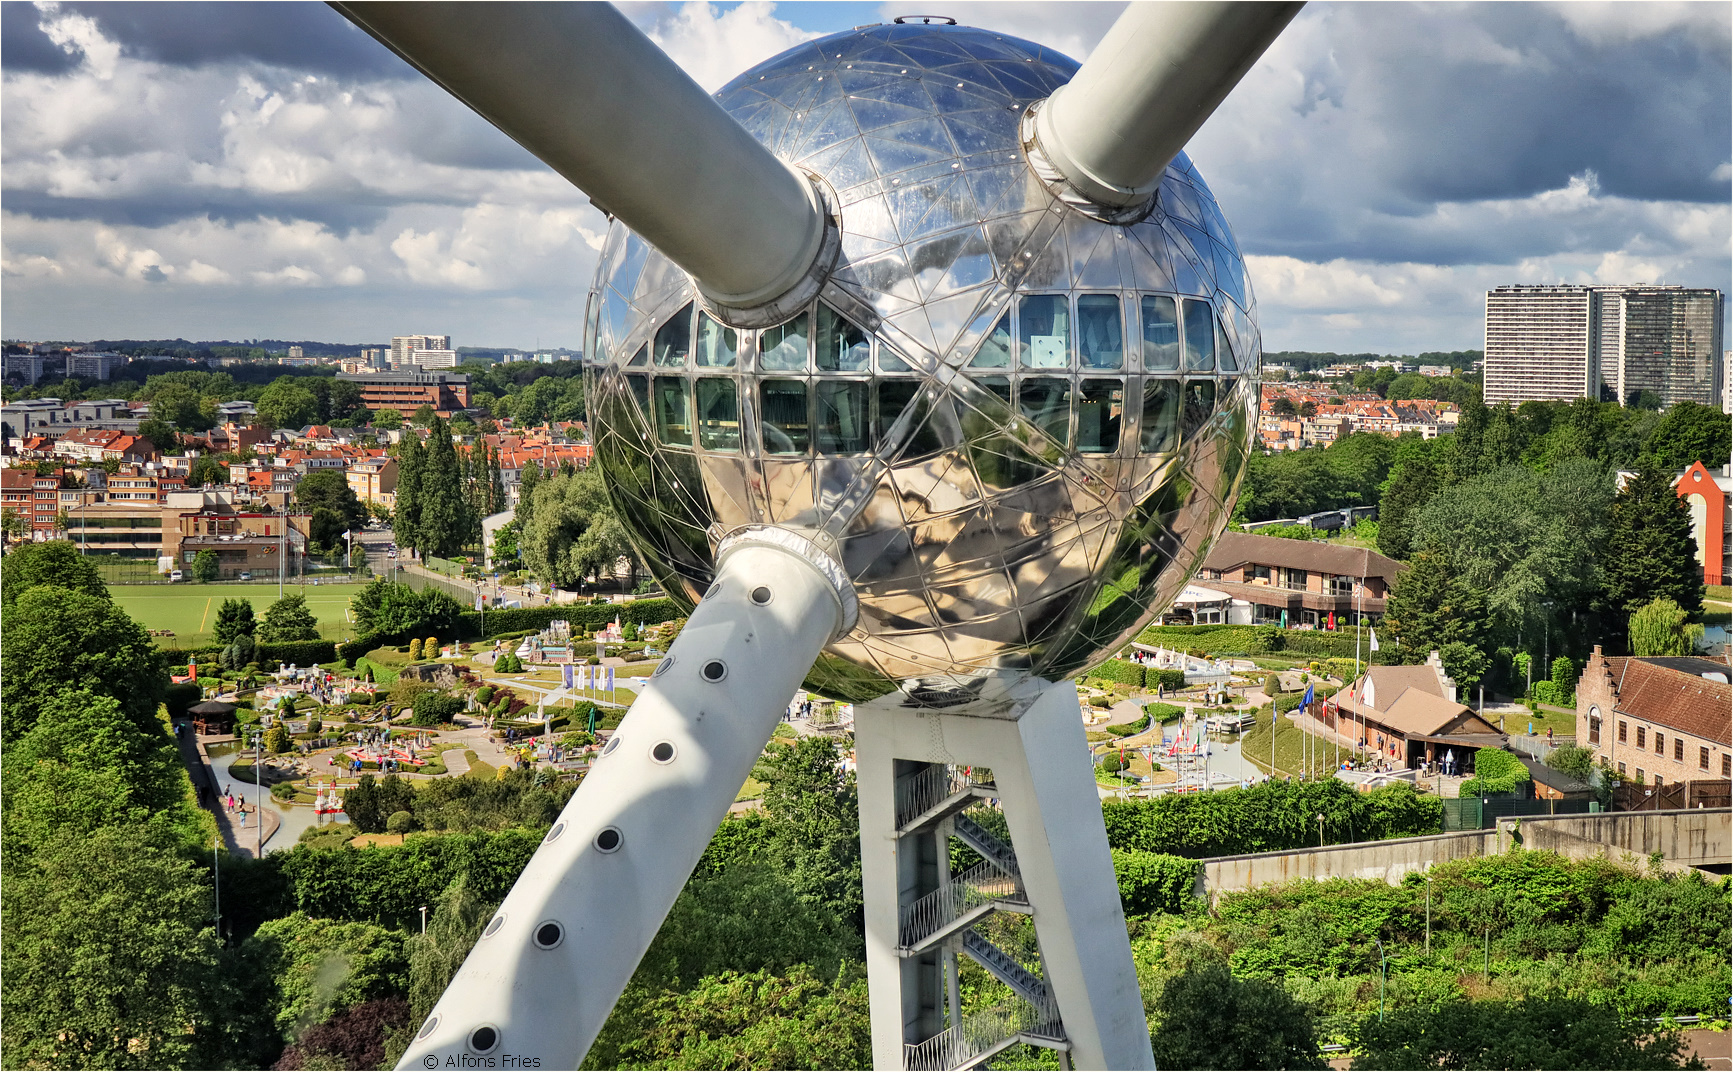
[1316,812,1325,848]
[1374,937,1388,1020]
[420,905,429,934]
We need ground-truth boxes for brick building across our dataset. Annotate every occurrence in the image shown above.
[1194,531,1403,627]
[337,370,470,415]
[1577,646,1733,788]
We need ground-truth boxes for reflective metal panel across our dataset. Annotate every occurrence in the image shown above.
[587,23,1259,702]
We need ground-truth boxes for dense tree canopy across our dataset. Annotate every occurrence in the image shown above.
[1,828,226,1070]
[295,469,368,545]
[213,597,256,644]
[349,579,466,637]
[260,594,321,642]
[1408,460,1613,642]
[1603,455,1702,621]
[2,688,204,858]
[1382,551,1490,665]
[1,539,109,604]
[1234,433,1401,523]
[2,585,164,742]
[1151,959,1326,1070]
[519,465,634,587]
[255,378,318,430]
[1648,400,1731,470]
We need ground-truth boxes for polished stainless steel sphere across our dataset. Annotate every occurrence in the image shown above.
[585,21,1259,704]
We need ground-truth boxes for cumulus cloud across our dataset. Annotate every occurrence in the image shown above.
[638,1,820,92]
[0,0,1727,352]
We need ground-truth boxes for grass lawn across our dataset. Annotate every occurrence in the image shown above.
[1505,704,1577,739]
[735,775,767,802]
[1241,706,1362,779]
[112,582,367,647]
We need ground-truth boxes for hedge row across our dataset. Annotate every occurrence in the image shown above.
[1112,850,1201,915]
[162,640,338,667]
[1094,660,1186,691]
[270,828,544,931]
[338,598,687,665]
[1100,777,1441,858]
[458,598,684,638]
[1097,659,1146,687]
[260,640,338,666]
[1137,623,1390,664]
[1150,667,1185,690]
[1461,747,1530,797]
[1105,714,1153,738]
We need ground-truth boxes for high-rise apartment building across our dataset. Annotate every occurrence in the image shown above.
[391,334,451,367]
[1484,285,1724,408]
[411,348,459,369]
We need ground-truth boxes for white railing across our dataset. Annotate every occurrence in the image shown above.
[895,764,994,828]
[900,857,1023,949]
[902,998,1064,1071]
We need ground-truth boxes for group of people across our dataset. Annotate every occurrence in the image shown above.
[223,788,251,827]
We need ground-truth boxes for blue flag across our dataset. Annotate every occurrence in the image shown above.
[1301,683,1315,712]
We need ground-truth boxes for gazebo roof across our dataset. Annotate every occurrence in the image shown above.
[187,699,237,715]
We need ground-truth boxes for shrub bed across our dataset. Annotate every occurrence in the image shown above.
[1461,748,1530,797]
[1106,714,1153,738]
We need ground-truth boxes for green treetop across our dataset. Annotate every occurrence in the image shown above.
[1603,454,1702,620]
[392,431,424,556]
[1,539,108,605]
[259,594,321,643]
[213,597,256,644]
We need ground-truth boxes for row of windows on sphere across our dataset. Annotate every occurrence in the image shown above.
[615,293,1244,376]
[620,370,1223,458]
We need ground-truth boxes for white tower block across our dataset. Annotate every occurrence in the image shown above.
[856,680,1154,1071]
[396,530,854,1069]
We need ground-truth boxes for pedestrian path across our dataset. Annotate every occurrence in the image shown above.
[442,747,471,775]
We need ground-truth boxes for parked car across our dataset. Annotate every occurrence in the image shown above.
[169,569,184,582]
[239,571,252,581]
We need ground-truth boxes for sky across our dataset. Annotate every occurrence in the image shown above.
[2,0,1728,355]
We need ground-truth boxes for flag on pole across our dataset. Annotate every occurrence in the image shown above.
[604,665,615,691]
[578,664,592,690]
[562,664,574,690]
[1369,629,1380,652]
[1300,682,1315,715]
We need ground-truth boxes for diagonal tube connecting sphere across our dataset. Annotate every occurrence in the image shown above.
[332,1,827,310]
[1034,1,1303,208]
[395,538,848,1069]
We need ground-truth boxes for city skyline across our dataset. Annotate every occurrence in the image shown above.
[2,1,1728,354]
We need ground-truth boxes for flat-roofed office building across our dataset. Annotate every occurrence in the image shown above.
[1485,284,1725,408]
[336,369,470,415]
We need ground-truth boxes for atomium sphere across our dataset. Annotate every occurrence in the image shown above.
[584,21,1260,704]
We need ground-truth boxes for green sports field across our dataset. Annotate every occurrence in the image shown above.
[110,583,367,647]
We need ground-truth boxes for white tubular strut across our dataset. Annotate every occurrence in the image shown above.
[1033,1,1303,209]
[396,532,852,1070]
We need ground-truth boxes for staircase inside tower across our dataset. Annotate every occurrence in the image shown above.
[892,762,1071,1071]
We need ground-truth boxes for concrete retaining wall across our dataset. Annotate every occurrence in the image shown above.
[1198,830,1494,902]
[1499,808,1732,869]
[1199,808,1732,901]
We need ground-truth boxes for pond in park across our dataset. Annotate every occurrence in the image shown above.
[208,740,349,852]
